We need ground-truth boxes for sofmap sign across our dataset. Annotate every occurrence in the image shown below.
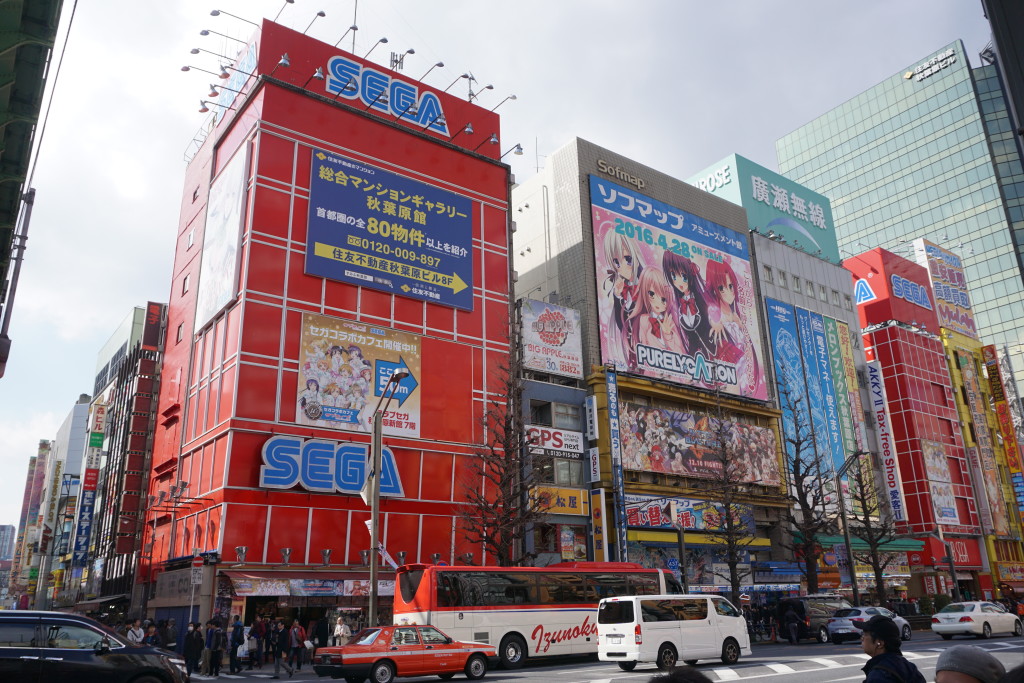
[327,55,449,135]
[259,435,405,496]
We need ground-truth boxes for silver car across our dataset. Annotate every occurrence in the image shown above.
[827,607,912,644]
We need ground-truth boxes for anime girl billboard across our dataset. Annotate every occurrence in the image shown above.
[591,176,766,401]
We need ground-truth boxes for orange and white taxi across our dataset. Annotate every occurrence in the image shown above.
[313,625,497,683]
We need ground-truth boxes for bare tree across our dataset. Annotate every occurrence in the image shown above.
[845,452,899,606]
[776,375,835,594]
[696,400,760,606]
[457,322,551,566]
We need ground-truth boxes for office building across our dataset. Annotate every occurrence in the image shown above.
[0,525,14,561]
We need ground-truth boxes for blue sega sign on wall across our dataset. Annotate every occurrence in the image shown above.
[259,435,405,496]
[306,149,474,311]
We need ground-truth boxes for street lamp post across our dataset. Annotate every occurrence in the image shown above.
[835,451,871,607]
[935,527,963,602]
[364,369,410,628]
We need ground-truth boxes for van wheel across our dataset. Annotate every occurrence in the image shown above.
[684,659,698,665]
[816,625,829,643]
[656,643,678,671]
[721,638,740,665]
[617,662,637,672]
[499,634,526,669]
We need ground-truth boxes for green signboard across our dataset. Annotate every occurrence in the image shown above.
[688,153,840,264]
[89,432,104,448]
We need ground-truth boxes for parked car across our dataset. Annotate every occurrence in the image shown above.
[778,594,853,643]
[596,594,751,669]
[828,607,912,644]
[931,601,1024,640]
[312,624,496,683]
[0,610,188,683]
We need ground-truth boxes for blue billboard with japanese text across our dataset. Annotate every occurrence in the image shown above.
[306,149,474,310]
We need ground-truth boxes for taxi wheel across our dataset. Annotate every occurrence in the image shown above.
[372,660,396,683]
[465,654,487,680]
[499,634,526,669]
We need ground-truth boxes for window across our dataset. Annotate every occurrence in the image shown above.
[844,294,853,310]
[820,284,828,301]
[537,458,585,486]
[791,275,801,292]
[806,280,815,297]
[176,322,184,344]
[713,597,741,617]
[554,403,582,430]
[392,627,420,646]
[187,229,195,249]
[832,289,840,305]
[762,265,773,283]
[778,271,787,288]
[43,622,106,650]
[182,274,190,295]
[419,627,448,645]
[0,622,37,647]
[640,598,708,622]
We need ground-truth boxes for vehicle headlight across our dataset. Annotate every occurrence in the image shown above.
[170,658,187,673]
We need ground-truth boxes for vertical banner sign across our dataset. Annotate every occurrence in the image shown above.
[606,369,628,562]
[765,299,809,468]
[867,361,907,524]
[306,149,474,311]
[811,312,844,471]
[983,345,1024,526]
[585,395,599,441]
[588,447,601,483]
[913,239,977,339]
[957,350,1007,535]
[825,318,857,456]
[521,300,584,378]
[796,308,828,464]
[837,321,866,450]
[590,488,608,562]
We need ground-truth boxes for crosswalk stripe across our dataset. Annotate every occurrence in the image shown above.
[809,658,842,667]
[764,663,795,673]
[712,668,741,680]
[903,651,924,659]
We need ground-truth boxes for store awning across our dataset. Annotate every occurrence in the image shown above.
[222,569,390,598]
[816,535,925,552]
[74,594,129,612]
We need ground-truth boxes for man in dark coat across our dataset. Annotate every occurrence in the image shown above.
[857,615,926,683]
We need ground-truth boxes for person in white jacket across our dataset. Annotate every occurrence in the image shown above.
[127,619,144,644]
[333,617,351,646]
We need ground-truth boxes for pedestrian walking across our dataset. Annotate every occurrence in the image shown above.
[184,622,204,677]
[856,615,926,683]
[935,645,1006,683]
[250,615,267,669]
[229,614,245,673]
[127,618,144,644]
[270,620,294,679]
[783,605,799,644]
[289,619,307,670]
[165,618,179,654]
[209,619,227,677]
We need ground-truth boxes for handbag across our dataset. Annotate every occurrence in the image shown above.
[236,643,248,658]
[304,639,315,649]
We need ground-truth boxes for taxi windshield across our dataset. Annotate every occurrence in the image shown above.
[353,628,382,645]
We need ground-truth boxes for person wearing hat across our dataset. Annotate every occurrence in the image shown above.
[855,615,926,683]
[935,645,1006,683]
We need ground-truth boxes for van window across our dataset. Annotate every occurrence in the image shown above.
[598,601,635,624]
[712,598,741,617]
[0,622,37,647]
[640,598,708,622]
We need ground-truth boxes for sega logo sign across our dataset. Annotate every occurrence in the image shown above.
[890,274,933,310]
[327,55,449,136]
[259,435,404,496]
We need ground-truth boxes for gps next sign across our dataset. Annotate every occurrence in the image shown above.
[688,154,840,264]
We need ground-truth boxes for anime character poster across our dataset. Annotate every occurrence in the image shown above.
[297,313,421,437]
[765,299,814,468]
[619,400,780,486]
[590,176,766,400]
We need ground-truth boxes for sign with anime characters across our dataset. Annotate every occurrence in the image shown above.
[619,401,780,486]
[590,176,766,400]
[297,313,421,437]
[624,493,754,533]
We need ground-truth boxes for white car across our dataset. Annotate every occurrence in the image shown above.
[828,607,912,644]
[931,601,1023,639]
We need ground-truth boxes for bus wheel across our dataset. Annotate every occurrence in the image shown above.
[656,644,677,671]
[617,662,637,672]
[499,634,527,669]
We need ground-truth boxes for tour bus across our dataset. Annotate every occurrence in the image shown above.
[393,562,683,668]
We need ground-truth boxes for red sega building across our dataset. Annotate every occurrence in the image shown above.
[846,248,986,599]
[142,20,513,627]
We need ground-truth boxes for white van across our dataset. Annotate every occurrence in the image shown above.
[597,594,751,670]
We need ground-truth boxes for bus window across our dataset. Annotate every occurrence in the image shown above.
[399,568,425,603]
[628,573,660,595]
[536,574,586,605]
[590,573,629,599]
[663,572,684,594]
[437,572,463,607]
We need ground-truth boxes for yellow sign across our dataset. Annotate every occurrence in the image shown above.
[532,486,590,516]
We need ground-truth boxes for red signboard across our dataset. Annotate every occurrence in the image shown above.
[82,468,99,492]
[908,536,983,569]
[846,248,940,334]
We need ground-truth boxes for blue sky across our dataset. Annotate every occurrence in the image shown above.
[0,1,995,527]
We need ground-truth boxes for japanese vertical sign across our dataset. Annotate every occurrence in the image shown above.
[591,176,766,400]
[796,308,829,465]
[837,321,866,450]
[297,313,421,437]
[983,345,1024,527]
[765,299,812,469]
[914,239,977,339]
[306,149,474,310]
[590,489,608,562]
[867,361,907,524]
[811,312,844,471]
[606,368,628,562]
[957,349,1007,535]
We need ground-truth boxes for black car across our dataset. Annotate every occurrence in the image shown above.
[0,610,188,683]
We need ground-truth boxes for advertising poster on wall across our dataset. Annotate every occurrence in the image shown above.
[824,318,858,456]
[306,149,474,310]
[836,321,866,450]
[624,494,753,532]
[866,362,908,523]
[914,239,977,339]
[957,349,1008,535]
[922,440,952,483]
[930,481,960,525]
[194,146,249,332]
[810,312,844,471]
[619,400,780,486]
[796,308,830,464]
[590,176,766,400]
[764,299,813,465]
[982,345,1024,527]
[521,300,584,378]
[297,313,421,437]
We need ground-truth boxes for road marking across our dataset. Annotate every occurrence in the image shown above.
[903,651,924,659]
[712,667,741,680]
[764,663,795,673]
[809,658,842,667]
